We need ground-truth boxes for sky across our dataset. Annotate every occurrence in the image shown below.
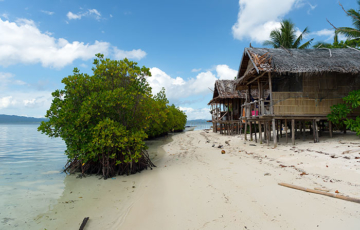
[0,0,358,120]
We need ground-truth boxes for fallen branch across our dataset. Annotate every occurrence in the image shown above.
[79,217,89,230]
[278,183,360,204]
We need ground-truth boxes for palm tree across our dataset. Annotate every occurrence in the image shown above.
[263,19,314,49]
[335,1,360,40]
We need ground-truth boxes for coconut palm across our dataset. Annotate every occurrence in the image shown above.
[263,19,314,49]
[336,1,360,40]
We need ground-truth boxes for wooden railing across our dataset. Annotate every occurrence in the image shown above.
[241,99,272,119]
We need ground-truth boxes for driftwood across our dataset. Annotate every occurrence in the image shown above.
[278,183,360,204]
[79,217,89,230]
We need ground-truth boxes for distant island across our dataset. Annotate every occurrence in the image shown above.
[0,114,48,123]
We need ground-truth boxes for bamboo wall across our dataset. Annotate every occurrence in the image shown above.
[272,73,360,116]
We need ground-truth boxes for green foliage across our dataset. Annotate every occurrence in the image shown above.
[263,19,314,49]
[336,1,360,41]
[313,32,360,49]
[38,54,186,177]
[328,90,360,136]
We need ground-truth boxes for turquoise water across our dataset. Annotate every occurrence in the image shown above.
[186,120,212,130]
[0,124,67,229]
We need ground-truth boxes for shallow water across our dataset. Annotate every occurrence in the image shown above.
[0,124,67,229]
[0,124,172,229]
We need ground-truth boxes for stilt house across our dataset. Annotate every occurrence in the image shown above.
[208,80,246,135]
[235,47,360,146]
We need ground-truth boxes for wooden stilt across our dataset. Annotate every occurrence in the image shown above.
[312,120,316,143]
[266,122,270,146]
[254,121,258,143]
[329,121,333,138]
[315,120,319,143]
[272,119,277,148]
[258,121,262,144]
[244,120,247,140]
[292,119,295,145]
[276,120,279,140]
[280,120,283,138]
[250,121,253,141]
[285,119,288,144]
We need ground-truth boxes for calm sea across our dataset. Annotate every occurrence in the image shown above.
[0,124,67,229]
[186,120,212,130]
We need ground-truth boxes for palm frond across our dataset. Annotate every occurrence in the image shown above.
[298,38,314,49]
[293,27,309,48]
[336,27,360,39]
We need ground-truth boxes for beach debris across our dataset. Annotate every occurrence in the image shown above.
[330,155,338,158]
[218,145,223,148]
[264,173,271,176]
[279,183,360,204]
[249,144,256,146]
[225,140,230,145]
[314,188,330,192]
[279,164,287,168]
[335,190,340,193]
[342,148,360,154]
[343,156,351,159]
[79,217,90,230]
[326,165,328,167]
[212,144,215,147]
[206,140,210,143]
[300,172,308,176]
[221,150,226,154]
[355,157,360,159]
[132,186,135,188]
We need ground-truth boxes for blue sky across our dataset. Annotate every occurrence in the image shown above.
[0,0,358,119]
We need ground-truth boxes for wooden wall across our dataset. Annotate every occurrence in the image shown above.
[272,73,360,116]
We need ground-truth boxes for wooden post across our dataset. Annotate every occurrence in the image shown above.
[280,120,283,138]
[258,121,262,144]
[250,121,253,141]
[266,122,270,146]
[329,121,333,138]
[292,119,295,145]
[272,119,277,148]
[254,121,258,143]
[244,120,247,140]
[268,72,273,115]
[312,120,316,143]
[315,120,319,143]
[302,121,305,141]
[285,119,288,144]
[343,123,347,134]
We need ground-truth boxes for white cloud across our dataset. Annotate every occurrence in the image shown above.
[179,107,210,120]
[0,72,26,89]
[191,68,202,72]
[0,96,16,109]
[113,48,147,60]
[67,9,101,21]
[110,14,113,18]
[216,65,237,80]
[232,0,302,42]
[1,13,8,19]
[0,18,146,68]
[148,64,237,100]
[41,10,54,15]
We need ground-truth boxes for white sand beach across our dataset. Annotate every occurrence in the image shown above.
[30,130,360,230]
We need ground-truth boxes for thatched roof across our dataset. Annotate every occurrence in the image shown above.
[208,80,246,105]
[237,47,360,80]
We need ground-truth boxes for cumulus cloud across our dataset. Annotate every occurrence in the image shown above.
[1,13,9,19]
[67,9,101,20]
[148,68,217,100]
[113,48,147,60]
[0,18,146,68]
[148,64,237,101]
[216,65,237,80]
[232,0,314,43]
[179,107,211,120]
[0,96,16,109]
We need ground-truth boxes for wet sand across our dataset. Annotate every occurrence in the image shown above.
[24,130,360,229]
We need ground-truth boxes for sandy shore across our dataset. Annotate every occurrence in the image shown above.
[30,130,360,229]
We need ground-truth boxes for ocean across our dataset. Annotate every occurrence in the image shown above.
[0,124,67,229]
[186,120,212,130]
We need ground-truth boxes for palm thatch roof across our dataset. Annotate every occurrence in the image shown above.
[208,80,260,105]
[236,47,360,85]
[208,80,246,105]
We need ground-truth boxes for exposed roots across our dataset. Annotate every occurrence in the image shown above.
[64,150,156,179]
